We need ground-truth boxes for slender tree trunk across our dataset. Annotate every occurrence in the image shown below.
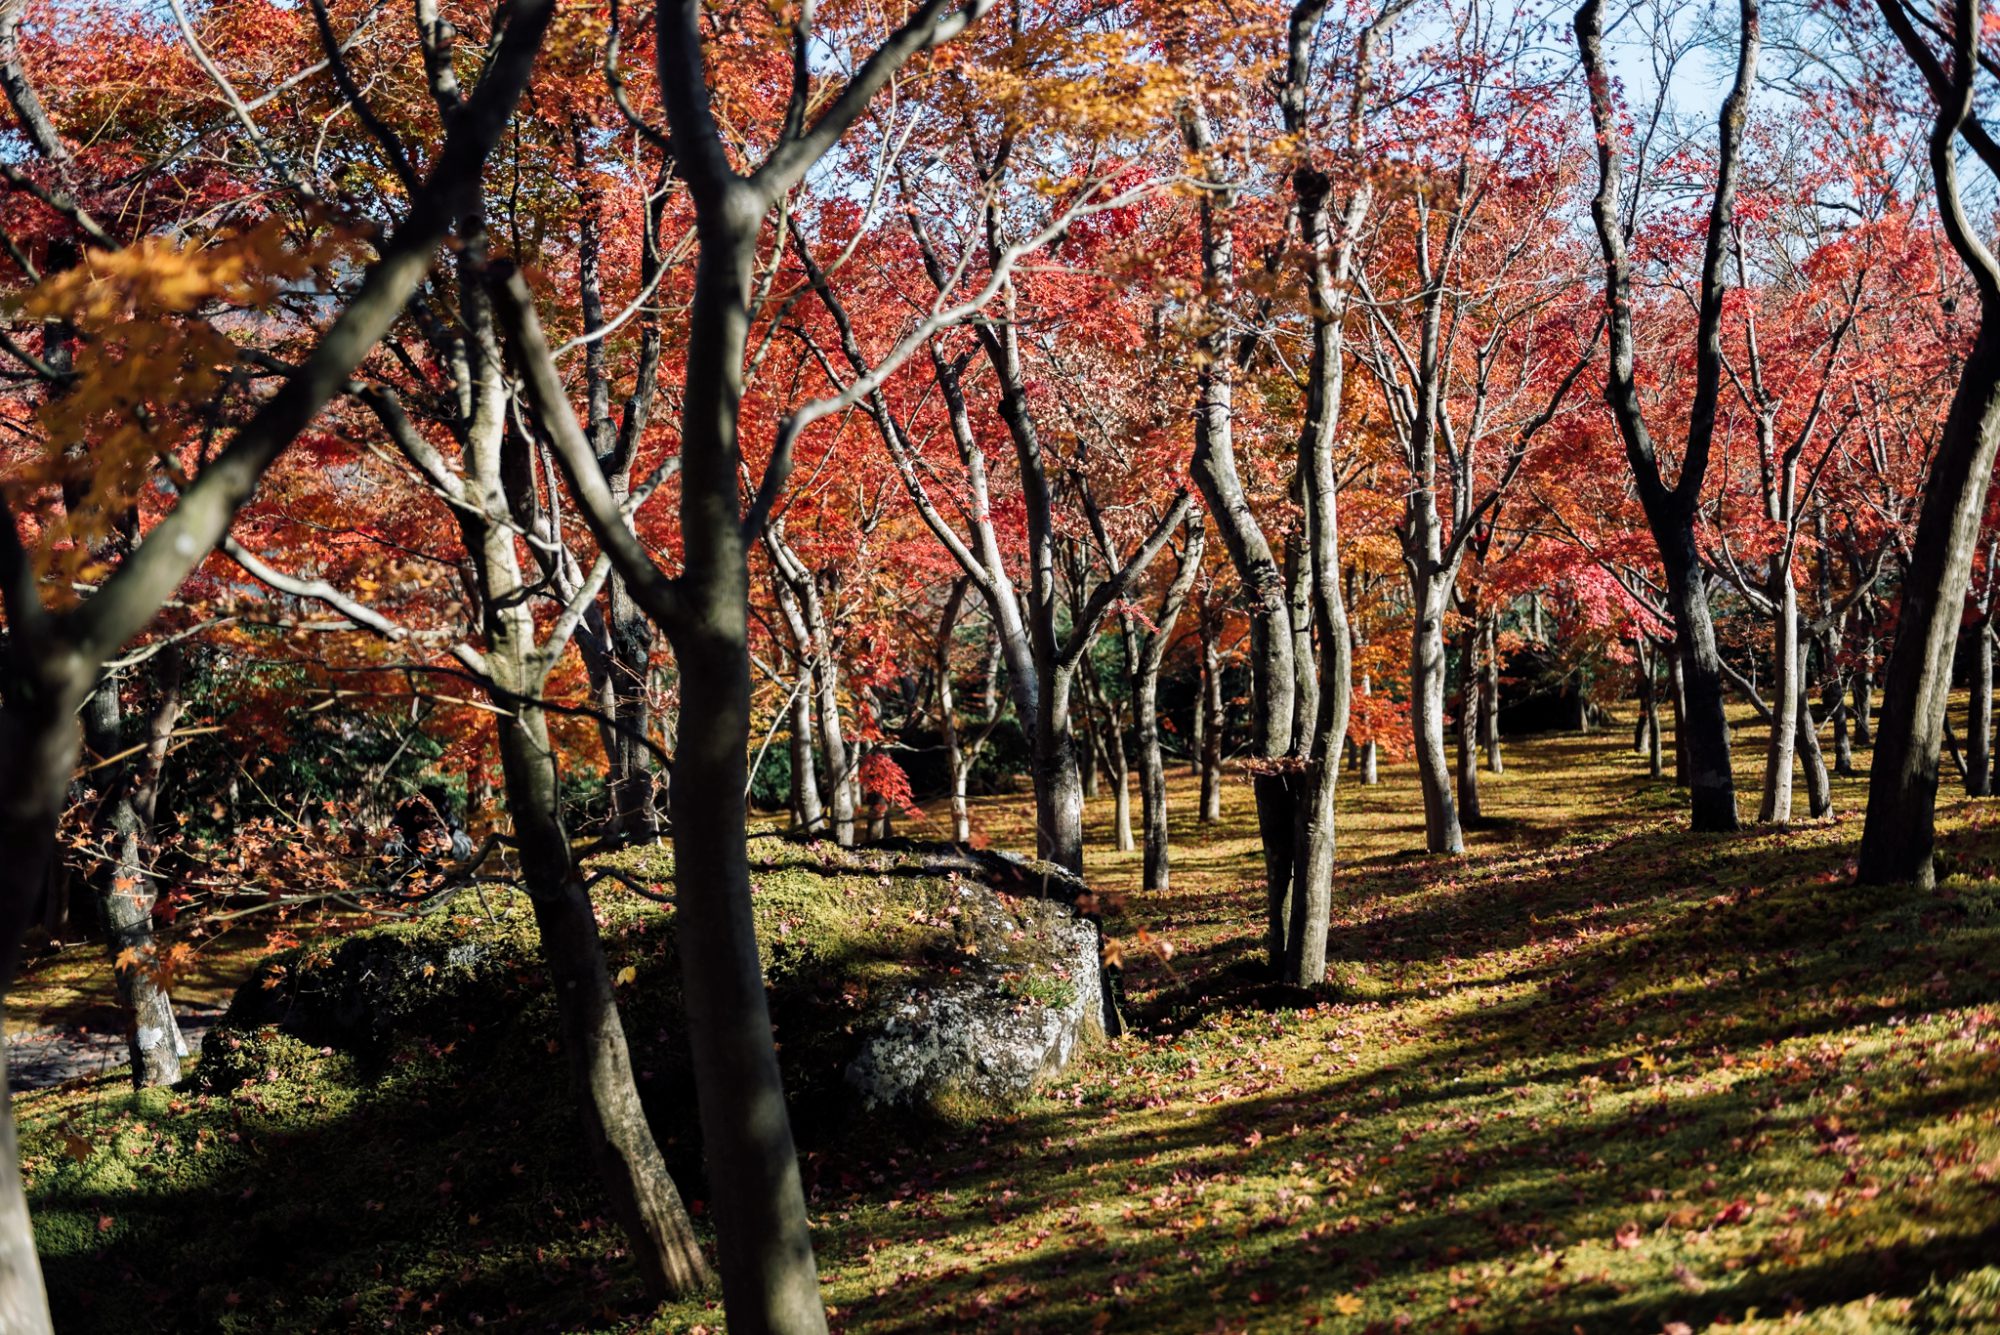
[1199,607,1224,822]
[1859,318,2000,885]
[666,203,825,1330]
[1079,704,1101,800]
[1827,609,1855,777]
[1798,650,1833,818]
[935,588,974,844]
[1185,175,1300,965]
[1481,615,1503,774]
[603,582,661,839]
[1960,611,1992,791]
[1669,649,1690,787]
[0,684,83,1335]
[1759,570,1800,822]
[1854,637,1874,746]
[497,700,710,1300]
[1647,686,1665,778]
[1108,714,1134,853]
[787,663,823,835]
[1455,620,1481,825]
[96,648,188,1088]
[1410,585,1464,853]
[1136,667,1170,889]
[807,594,855,848]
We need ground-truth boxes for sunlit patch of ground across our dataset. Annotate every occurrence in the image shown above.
[676,708,2000,1334]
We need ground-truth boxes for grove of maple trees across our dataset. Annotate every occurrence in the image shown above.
[4,0,2000,1330]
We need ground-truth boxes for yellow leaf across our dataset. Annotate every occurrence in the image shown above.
[615,966,637,987]
[1333,1293,1364,1317]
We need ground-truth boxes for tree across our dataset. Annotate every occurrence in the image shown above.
[1575,0,1758,833]
[0,0,557,1323]
[1858,0,2000,886]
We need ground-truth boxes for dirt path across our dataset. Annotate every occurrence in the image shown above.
[8,1002,227,1090]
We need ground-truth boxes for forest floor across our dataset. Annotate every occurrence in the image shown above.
[16,710,2000,1333]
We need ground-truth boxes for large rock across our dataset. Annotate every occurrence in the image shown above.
[843,862,1104,1110]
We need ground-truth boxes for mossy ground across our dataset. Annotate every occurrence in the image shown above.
[18,708,2000,1332]
[14,838,1076,1332]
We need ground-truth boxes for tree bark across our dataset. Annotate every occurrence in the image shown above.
[1455,619,1482,825]
[1410,587,1464,852]
[1859,319,2000,884]
[1971,620,1994,798]
[787,658,823,834]
[498,701,710,1301]
[1126,514,1201,892]
[1481,614,1503,774]
[1759,572,1800,822]
[92,648,189,1088]
[1669,648,1690,787]
[1858,0,2000,883]
[1798,649,1833,818]
[1198,597,1225,822]
[658,186,827,1327]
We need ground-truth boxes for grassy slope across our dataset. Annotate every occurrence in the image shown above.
[18,710,2000,1333]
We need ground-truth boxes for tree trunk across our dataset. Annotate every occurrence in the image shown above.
[1034,684,1088,874]
[1647,689,1665,779]
[602,581,661,840]
[1481,615,1503,774]
[497,702,711,1301]
[1455,620,1481,825]
[1186,206,1300,965]
[1410,587,1464,853]
[1136,665,1170,889]
[0,685,83,1335]
[1758,571,1800,823]
[1828,618,1855,777]
[1798,652,1833,819]
[935,587,974,844]
[665,200,826,1330]
[1109,732,1133,852]
[1199,606,1224,822]
[808,593,855,847]
[1668,649,1689,786]
[787,664,823,835]
[94,648,189,1088]
[1969,618,1994,798]
[1859,319,2000,885]
[1853,639,1874,746]
[1665,553,1739,829]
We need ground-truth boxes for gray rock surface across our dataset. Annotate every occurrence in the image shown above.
[843,873,1104,1110]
